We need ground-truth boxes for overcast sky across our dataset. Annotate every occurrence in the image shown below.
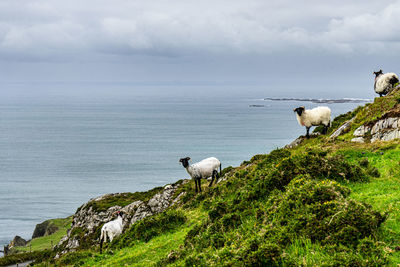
[1,0,400,96]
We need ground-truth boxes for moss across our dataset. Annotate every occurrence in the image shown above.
[78,187,164,213]
[114,210,186,248]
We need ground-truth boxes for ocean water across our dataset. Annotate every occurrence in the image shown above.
[0,85,368,251]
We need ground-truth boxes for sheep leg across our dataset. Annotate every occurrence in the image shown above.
[198,178,202,192]
[306,127,311,138]
[322,125,328,135]
[209,172,215,187]
[194,179,198,193]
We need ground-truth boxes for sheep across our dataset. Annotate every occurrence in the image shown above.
[100,211,124,253]
[293,106,331,138]
[374,69,399,97]
[179,157,221,193]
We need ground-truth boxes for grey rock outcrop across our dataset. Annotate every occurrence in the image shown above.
[330,118,355,139]
[285,133,320,149]
[57,181,189,253]
[9,236,27,248]
[352,114,400,143]
[32,219,59,239]
[353,125,371,137]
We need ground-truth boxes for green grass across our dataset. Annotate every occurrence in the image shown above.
[48,209,206,267]
[18,216,72,252]
[29,93,400,266]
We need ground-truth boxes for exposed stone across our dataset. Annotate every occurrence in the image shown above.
[66,237,79,249]
[9,236,27,248]
[353,125,371,137]
[285,133,320,149]
[351,137,365,143]
[57,181,189,252]
[351,113,400,143]
[32,220,59,239]
[171,192,186,206]
[330,118,354,139]
[285,136,304,148]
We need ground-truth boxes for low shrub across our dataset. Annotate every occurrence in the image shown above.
[265,177,385,247]
[115,209,186,247]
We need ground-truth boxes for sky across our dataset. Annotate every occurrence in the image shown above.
[1,0,400,96]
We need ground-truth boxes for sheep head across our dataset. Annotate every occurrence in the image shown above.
[373,69,383,78]
[179,157,191,168]
[293,106,305,116]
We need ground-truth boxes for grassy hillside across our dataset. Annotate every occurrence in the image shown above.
[17,217,73,252]
[18,90,400,266]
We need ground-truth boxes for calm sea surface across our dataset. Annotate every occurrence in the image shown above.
[0,85,367,250]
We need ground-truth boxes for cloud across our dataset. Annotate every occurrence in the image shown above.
[0,0,399,62]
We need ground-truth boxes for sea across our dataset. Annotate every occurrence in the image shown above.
[0,84,371,252]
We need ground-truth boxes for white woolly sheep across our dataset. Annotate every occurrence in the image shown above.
[293,106,331,138]
[179,157,221,193]
[100,211,124,253]
[374,69,399,97]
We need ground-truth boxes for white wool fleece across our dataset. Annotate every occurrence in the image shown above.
[296,106,331,128]
[186,157,220,179]
[375,73,399,94]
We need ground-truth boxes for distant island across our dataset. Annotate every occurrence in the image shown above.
[264,97,371,104]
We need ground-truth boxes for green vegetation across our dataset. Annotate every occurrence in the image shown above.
[78,186,164,213]
[10,90,400,266]
[0,250,52,266]
[17,217,72,252]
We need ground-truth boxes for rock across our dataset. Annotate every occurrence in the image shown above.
[9,236,27,247]
[32,220,59,239]
[330,118,354,139]
[57,181,188,252]
[66,237,79,249]
[351,137,365,143]
[353,125,371,137]
[285,133,320,149]
[285,136,304,148]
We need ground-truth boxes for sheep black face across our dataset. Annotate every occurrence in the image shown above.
[373,69,383,78]
[293,106,305,116]
[179,157,191,168]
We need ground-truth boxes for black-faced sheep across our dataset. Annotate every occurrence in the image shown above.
[374,69,399,97]
[179,157,221,193]
[294,106,331,138]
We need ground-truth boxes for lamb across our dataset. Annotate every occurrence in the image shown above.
[293,106,331,138]
[100,211,124,253]
[179,157,221,193]
[374,69,399,97]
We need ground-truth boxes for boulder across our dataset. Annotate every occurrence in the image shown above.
[330,118,354,139]
[9,236,27,247]
[351,137,365,143]
[32,220,59,239]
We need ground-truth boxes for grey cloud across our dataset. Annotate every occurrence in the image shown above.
[0,0,399,61]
